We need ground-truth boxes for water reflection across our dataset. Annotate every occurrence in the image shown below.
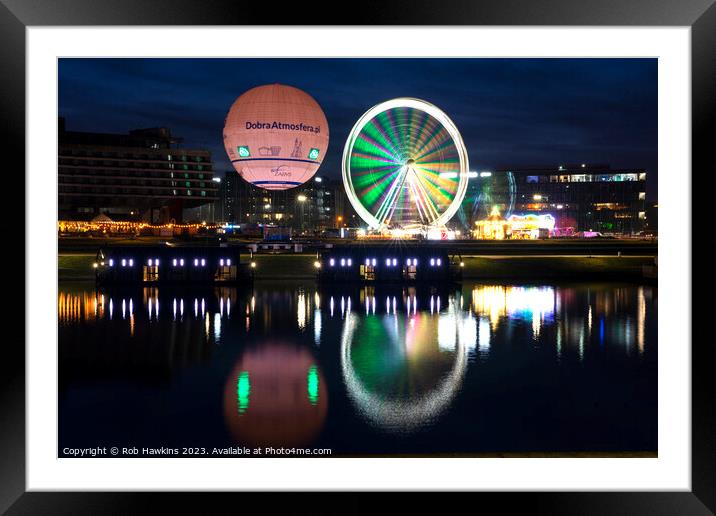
[471,285,555,337]
[59,283,652,374]
[59,281,656,453]
[223,342,327,447]
[340,304,469,433]
[58,287,245,380]
[326,283,653,433]
[466,284,649,359]
[58,287,240,326]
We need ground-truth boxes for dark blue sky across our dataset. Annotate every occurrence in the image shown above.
[58,58,658,199]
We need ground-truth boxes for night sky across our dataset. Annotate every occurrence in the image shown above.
[58,58,658,199]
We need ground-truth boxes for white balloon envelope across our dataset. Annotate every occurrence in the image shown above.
[223,84,330,190]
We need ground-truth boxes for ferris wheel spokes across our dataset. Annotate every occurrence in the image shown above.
[374,164,408,226]
[409,167,442,224]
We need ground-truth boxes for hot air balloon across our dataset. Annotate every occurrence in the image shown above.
[223,84,329,190]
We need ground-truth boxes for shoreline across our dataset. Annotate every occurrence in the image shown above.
[59,252,657,283]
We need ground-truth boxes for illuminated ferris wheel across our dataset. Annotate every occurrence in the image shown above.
[342,98,469,230]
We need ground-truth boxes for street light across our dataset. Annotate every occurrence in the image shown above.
[296,195,307,233]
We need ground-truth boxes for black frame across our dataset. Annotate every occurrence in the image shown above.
[4,0,711,512]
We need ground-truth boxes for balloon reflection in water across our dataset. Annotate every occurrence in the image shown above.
[223,342,328,447]
[340,299,469,433]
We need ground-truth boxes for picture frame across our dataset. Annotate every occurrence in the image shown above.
[4,0,710,511]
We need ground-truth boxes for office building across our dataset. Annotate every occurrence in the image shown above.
[58,118,218,223]
[457,164,648,234]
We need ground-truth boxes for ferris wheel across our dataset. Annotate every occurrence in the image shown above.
[342,98,469,230]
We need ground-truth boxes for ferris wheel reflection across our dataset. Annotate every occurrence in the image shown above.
[339,292,470,433]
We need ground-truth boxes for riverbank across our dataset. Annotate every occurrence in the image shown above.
[59,252,657,282]
[58,235,657,255]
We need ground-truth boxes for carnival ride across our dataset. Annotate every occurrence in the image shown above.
[342,98,469,237]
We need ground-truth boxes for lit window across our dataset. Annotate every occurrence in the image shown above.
[347,259,352,266]
[330,259,335,267]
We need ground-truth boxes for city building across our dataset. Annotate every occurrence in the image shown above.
[457,164,648,235]
[216,172,240,224]
[58,118,218,223]
[217,173,356,232]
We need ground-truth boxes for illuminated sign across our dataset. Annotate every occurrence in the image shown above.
[507,213,556,231]
[237,146,250,157]
[308,148,320,160]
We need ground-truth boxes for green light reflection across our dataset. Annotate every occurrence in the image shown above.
[237,371,250,414]
[307,365,319,405]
